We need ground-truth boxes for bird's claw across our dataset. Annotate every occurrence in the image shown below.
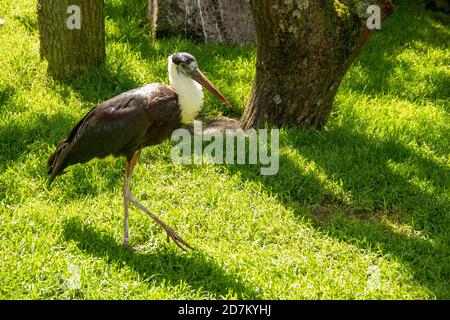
[126,193,193,251]
[164,226,194,251]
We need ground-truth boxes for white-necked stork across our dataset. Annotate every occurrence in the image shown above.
[48,52,233,250]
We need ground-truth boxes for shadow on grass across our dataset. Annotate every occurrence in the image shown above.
[62,217,260,299]
[0,85,15,109]
[0,111,76,168]
[344,1,450,104]
[14,14,38,35]
[54,63,140,106]
[226,124,450,297]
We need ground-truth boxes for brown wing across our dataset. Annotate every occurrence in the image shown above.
[47,84,180,182]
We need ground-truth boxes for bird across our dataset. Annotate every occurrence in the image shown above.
[47,52,233,251]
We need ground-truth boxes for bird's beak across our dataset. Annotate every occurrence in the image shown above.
[192,68,234,109]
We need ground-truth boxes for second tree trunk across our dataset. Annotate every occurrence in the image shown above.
[240,0,395,129]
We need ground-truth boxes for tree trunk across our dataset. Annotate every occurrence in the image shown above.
[240,0,395,130]
[148,0,256,46]
[37,0,105,78]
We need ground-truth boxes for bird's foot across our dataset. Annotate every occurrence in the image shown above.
[126,193,194,251]
[123,237,129,246]
[162,225,194,252]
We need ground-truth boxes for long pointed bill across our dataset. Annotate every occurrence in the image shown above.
[192,68,234,109]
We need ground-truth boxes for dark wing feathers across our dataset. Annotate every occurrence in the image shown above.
[48,84,180,182]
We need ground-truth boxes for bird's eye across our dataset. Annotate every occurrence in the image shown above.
[180,63,188,69]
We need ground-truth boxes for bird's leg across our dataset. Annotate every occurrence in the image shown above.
[124,150,194,251]
[122,149,141,246]
[122,160,132,246]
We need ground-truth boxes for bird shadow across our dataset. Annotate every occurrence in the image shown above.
[62,217,260,299]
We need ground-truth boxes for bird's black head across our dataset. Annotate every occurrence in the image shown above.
[170,52,202,81]
[171,52,197,66]
[170,52,199,79]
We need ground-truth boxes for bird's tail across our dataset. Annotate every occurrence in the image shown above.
[47,139,69,186]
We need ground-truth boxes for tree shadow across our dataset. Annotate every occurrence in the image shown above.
[104,0,156,59]
[105,0,149,31]
[225,124,450,297]
[14,14,38,35]
[344,0,450,104]
[0,85,15,110]
[53,62,140,106]
[0,111,75,168]
[62,217,260,299]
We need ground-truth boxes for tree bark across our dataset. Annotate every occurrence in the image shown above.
[148,0,256,46]
[37,0,105,79]
[240,0,395,130]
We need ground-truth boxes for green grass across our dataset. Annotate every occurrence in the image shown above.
[0,0,449,299]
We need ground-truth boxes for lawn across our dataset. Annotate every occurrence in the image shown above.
[0,0,449,299]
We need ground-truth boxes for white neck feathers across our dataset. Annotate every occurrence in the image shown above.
[168,59,204,123]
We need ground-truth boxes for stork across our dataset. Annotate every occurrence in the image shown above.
[47,52,233,250]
